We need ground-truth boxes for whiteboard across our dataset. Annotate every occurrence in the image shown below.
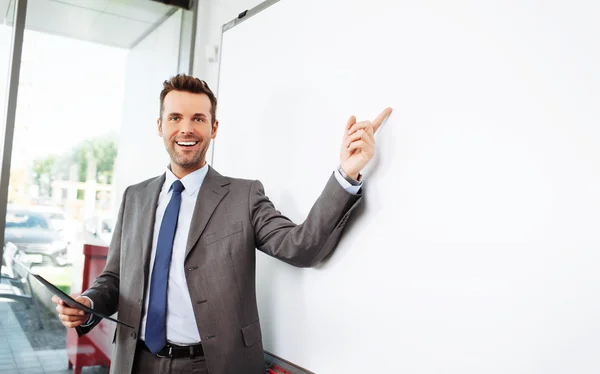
[214,0,600,372]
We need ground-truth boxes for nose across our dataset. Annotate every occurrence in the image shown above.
[179,119,194,134]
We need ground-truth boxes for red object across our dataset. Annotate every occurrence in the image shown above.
[271,364,291,374]
[66,244,114,374]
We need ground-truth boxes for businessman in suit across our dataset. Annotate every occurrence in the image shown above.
[53,74,392,374]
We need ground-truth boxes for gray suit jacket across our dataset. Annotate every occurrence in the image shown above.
[77,166,362,374]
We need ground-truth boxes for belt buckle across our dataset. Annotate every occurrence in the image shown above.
[156,346,173,358]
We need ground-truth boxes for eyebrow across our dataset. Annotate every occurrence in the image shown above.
[166,112,207,117]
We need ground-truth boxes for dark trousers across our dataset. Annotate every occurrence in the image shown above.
[132,343,209,374]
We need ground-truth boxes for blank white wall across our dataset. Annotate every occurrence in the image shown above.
[113,10,182,201]
[215,0,600,373]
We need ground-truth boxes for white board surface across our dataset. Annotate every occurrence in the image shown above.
[214,1,600,372]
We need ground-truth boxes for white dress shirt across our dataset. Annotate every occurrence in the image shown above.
[139,163,210,344]
[85,165,361,342]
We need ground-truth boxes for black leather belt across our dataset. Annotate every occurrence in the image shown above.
[139,340,204,359]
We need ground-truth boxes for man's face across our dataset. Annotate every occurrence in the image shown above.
[158,90,218,174]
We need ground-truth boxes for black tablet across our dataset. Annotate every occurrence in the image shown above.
[31,272,134,329]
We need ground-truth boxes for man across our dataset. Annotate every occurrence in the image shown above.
[53,74,392,374]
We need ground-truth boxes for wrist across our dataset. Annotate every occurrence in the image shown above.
[337,165,362,186]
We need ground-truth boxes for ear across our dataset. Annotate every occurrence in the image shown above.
[211,120,219,139]
[157,118,162,136]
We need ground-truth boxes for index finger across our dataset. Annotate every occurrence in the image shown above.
[344,115,357,139]
[372,107,392,133]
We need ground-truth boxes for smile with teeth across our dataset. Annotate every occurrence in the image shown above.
[176,141,199,146]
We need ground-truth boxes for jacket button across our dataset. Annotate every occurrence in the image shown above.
[138,299,142,305]
[130,332,137,339]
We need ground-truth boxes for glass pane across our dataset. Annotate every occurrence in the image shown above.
[1,3,21,373]
[1,1,191,372]
[0,0,15,129]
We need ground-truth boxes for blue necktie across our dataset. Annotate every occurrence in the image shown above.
[145,180,185,354]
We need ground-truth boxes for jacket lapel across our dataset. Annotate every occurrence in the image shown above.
[139,173,166,278]
[186,166,230,258]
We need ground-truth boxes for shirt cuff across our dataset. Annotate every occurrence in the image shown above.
[80,296,95,327]
[334,168,362,195]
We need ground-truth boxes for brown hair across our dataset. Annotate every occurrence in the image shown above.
[159,74,217,124]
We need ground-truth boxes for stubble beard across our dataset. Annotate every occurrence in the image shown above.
[169,142,208,170]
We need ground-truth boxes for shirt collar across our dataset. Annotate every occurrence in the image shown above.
[165,163,209,196]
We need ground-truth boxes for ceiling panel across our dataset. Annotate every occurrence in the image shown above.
[48,0,109,13]
[3,0,180,49]
[104,0,173,23]
[25,0,102,40]
[1,0,13,24]
[86,11,151,47]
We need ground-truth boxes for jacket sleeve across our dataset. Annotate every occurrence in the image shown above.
[76,187,128,336]
[250,173,362,267]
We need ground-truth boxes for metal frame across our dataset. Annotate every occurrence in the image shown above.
[264,351,315,374]
[221,0,282,33]
[0,0,27,276]
[177,0,198,74]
